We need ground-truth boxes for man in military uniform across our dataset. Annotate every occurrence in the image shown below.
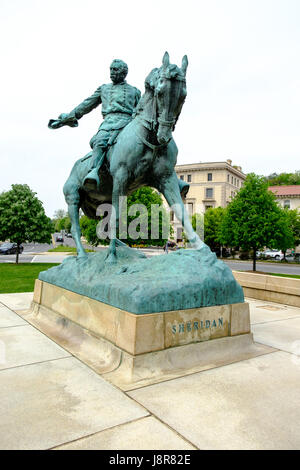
[49,59,141,188]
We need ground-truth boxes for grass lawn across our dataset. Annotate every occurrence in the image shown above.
[0,263,59,293]
[48,245,95,252]
[266,272,300,279]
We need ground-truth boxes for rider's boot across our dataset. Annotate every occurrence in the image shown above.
[83,148,104,190]
[84,167,100,190]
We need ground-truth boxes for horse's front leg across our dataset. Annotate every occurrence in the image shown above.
[159,172,205,249]
[106,165,128,262]
[63,181,87,259]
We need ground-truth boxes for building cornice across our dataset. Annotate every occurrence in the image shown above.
[175,162,246,179]
[274,194,300,199]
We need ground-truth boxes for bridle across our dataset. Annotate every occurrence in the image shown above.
[136,73,186,151]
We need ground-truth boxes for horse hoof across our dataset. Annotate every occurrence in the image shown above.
[115,239,127,248]
[76,253,88,261]
[189,237,205,250]
[105,252,117,264]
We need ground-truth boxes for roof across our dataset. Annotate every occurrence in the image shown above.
[175,161,246,178]
[269,185,300,197]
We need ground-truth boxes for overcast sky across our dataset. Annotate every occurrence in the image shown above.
[1,0,300,217]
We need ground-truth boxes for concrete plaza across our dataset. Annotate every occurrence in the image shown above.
[0,292,300,450]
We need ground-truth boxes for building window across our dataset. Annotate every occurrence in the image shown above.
[231,176,233,184]
[180,175,184,180]
[177,227,183,240]
[227,174,230,182]
[207,173,212,181]
[284,200,290,209]
[187,203,193,215]
[206,188,213,198]
[170,210,174,221]
[237,180,239,187]
[187,174,192,182]
[205,205,213,211]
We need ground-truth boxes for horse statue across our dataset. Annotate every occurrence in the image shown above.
[61,52,205,261]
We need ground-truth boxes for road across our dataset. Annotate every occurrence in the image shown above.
[1,238,300,275]
[224,260,300,275]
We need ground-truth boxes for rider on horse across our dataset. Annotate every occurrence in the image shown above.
[49,59,141,189]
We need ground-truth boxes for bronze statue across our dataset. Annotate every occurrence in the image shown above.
[49,59,141,188]
[49,52,202,261]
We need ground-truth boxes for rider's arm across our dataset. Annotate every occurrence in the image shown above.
[69,86,102,120]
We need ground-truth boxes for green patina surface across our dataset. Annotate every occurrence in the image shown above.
[39,245,244,314]
[45,53,245,313]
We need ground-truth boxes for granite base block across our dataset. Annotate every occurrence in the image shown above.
[38,245,244,314]
[20,280,275,387]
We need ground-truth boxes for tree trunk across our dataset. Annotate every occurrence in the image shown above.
[252,246,256,272]
[16,243,20,264]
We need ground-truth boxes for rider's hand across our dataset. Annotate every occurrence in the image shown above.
[58,113,70,121]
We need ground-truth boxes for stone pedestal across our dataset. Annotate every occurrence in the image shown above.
[21,279,269,389]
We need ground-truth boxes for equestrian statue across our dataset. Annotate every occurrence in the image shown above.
[48,52,205,261]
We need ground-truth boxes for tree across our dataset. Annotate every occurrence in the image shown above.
[277,209,297,259]
[124,187,169,247]
[80,216,101,246]
[53,209,67,219]
[202,207,226,252]
[265,171,300,186]
[79,187,170,247]
[55,216,71,233]
[220,174,294,271]
[286,209,300,248]
[0,184,53,263]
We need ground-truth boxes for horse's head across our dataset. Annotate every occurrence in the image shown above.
[155,52,188,145]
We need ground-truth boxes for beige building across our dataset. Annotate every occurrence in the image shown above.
[268,186,300,211]
[169,159,246,240]
[176,159,246,213]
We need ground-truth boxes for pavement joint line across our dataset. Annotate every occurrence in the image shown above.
[6,305,236,449]
[0,301,33,320]
[48,415,153,450]
[0,355,72,374]
[124,347,280,394]
[0,324,27,330]
[123,394,199,451]
[251,315,300,326]
[251,341,300,357]
[247,298,300,310]
[2,297,282,390]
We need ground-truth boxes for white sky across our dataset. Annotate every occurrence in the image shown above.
[1,0,300,217]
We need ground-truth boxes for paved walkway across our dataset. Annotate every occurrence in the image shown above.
[0,294,300,450]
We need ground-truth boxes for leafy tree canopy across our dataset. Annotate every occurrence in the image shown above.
[53,209,67,219]
[0,184,53,262]
[55,216,71,232]
[286,208,300,248]
[265,171,300,186]
[80,187,170,247]
[203,207,226,250]
[219,173,294,270]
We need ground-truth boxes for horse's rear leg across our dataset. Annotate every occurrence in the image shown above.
[63,181,87,259]
[160,172,205,249]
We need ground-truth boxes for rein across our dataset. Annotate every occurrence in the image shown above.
[135,74,185,152]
